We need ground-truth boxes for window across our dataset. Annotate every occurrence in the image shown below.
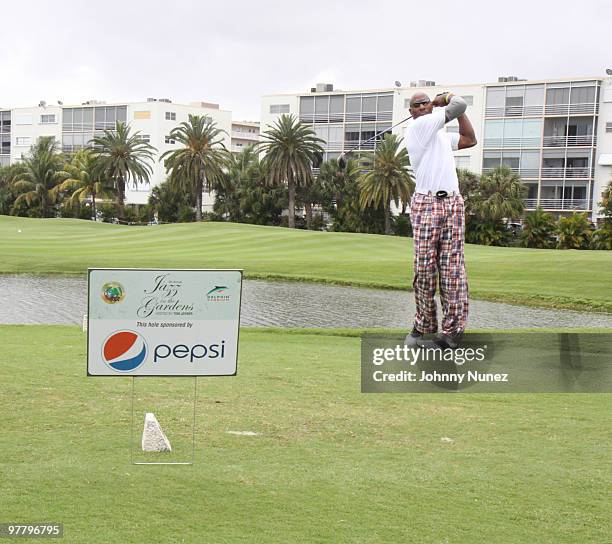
[377,94,393,112]
[570,86,596,104]
[461,95,474,106]
[315,96,329,115]
[455,156,470,169]
[486,87,505,108]
[83,108,93,130]
[300,97,314,114]
[138,134,151,143]
[522,119,542,146]
[483,151,501,170]
[484,120,504,147]
[40,114,56,124]
[362,96,377,112]
[505,87,524,109]
[314,125,328,142]
[165,136,175,144]
[524,85,544,106]
[520,151,540,173]
[501,151,520,169]
[16,137,31,146]
[1,133,11,152]
[606,122,612,133]
[117,106,127,123]
[346,96,361,113]
[344,124,360,142]
[269,104,290,114]
[546,87,570,105]
[328,125,343,143]
[329,95,344,114]
[1,111,10,132]
[165,112,176,121]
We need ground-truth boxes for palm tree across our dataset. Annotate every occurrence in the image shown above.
[521,207,556,248]
[317,157,361,212]
[591,180,612,250]
[257,114,325,228]
[161,115,228,221]
[557,212,593,249]
[358,133,414,234]
[53,149,112,220]
[0,163,26,215]
[476,165,526,222]
[457,168,481,218]
[11,137,64,217]
[91,122,156,221]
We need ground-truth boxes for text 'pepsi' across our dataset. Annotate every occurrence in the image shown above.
[153,340,227,363]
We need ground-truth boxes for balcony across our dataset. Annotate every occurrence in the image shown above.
[543,135,596,147]
[485,105,544,117]
[544,102,598,116]
[524,198,589,211]
[231,131,259,141]
[483,137,541,148]
[299,113,345,123]
[482,167,539,179]
[540,167,593,179]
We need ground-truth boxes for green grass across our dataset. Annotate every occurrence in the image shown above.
[1,215,611,312]
[0,325,609,543]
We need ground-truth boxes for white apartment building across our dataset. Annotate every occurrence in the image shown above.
[0,98,232,205]
[231,120,260,153]
[261,76,612,221]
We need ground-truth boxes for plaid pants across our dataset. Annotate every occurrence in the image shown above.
[410,193,469,336]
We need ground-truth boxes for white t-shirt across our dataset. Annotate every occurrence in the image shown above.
[403,108,460,195]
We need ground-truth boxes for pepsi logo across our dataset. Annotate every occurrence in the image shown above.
[102,330,147,372]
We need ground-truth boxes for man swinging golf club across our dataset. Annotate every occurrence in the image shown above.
[404,91,476,349]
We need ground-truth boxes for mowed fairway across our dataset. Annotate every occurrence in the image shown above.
[0,325,609,543]
[1,216,611,312]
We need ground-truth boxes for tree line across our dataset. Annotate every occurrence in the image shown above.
[0,113,610,250]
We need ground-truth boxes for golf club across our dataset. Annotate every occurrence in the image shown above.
[337,114,413,169]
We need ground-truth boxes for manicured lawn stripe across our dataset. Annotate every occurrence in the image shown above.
[1,216,610,312]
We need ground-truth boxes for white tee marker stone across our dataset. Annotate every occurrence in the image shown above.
[142,413,172,452]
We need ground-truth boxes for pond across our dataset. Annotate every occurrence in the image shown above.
[1,275,611,329]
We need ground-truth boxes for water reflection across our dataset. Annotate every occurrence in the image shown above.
[1,275,611,329]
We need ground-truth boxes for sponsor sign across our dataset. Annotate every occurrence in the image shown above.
[87,269,242,376]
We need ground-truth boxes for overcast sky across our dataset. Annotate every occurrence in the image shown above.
[1,0,610,120]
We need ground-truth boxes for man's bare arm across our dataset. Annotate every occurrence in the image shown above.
[457,113,477,149]
[432,92,477,149]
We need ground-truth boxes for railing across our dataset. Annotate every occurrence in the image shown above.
[342,141,377,151]
[482,167,539,178]
[324,142,345,152]
[231,131,259,140]
[544,103,598,116]
[345,111,393,123]
[542,135,596,147]
[524,198,589,210]
[483,137,541,148]
[485,105,544,117]
[540,167,592,179]
[299,114,345,123]
[485,102,598,118]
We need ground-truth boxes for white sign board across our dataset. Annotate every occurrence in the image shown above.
[87,269,242,376]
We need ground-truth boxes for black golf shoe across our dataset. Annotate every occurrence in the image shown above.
[404,327,423,347]
[432,333,462,350]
